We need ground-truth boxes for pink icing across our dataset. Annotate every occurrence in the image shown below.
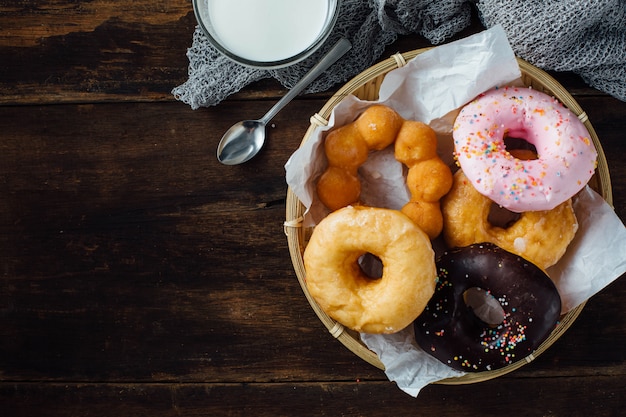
[453,86,597,212]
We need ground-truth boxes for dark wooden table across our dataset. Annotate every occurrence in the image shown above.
[1,2,625,416]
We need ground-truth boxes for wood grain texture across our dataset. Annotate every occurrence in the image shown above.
[0,100,623,380]
[1,377,623,417]
[0,0,625,415]
[0,0,194,104]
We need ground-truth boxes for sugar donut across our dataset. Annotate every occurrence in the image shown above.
[414,243,561,372]
[453,86,597,212]
[317,105,452,238]
[303,206,436,334]
[442,170,578,270]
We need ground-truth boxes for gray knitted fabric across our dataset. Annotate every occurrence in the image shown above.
[476,0,626,103]
[172,0,625,109]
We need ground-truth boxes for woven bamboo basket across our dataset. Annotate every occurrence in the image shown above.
[285,48,612,384]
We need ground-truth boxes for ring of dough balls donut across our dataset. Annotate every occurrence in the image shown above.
[395,121,453,239]
[414,243,561,372]
[316,104,453,239]
[442,170,578,270]
[453,86,597,213]
[303,206,436,334]
[316,105,402,212]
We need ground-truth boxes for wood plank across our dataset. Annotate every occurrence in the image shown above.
[1,1,624,415]
[0,99,624,385]
[0,99,377,382]
[1,377,624,417]
[0,1,610,105]
[0,0,195,104]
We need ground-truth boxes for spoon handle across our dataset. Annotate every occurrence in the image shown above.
[260,38,352,125]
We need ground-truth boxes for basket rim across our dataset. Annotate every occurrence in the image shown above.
[285,48,613,384]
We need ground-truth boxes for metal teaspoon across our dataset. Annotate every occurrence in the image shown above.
[216,37,352,165]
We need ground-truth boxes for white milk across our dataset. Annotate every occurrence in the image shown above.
[207,0,330,62]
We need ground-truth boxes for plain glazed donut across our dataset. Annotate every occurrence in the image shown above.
[442,170,578,270]
[414,243,562,372]
[303,206,436,334]
[453,86,597,213]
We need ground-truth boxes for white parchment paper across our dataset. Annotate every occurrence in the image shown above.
[284,25,626,397]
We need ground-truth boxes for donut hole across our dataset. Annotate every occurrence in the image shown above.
[488,203,521,228]
[490,135,538,229]
[463,287,506,326]
[357,253,383,280]
[504,136,538,160]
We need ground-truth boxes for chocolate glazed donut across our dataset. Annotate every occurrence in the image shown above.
[414,243,561,372]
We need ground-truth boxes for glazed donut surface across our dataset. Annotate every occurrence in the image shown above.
[414,243,562,372]
[453,86,597,212]
[303,206,436,334]
[442,170,578,270]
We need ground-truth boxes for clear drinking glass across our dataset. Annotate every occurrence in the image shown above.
[193,0,342,69]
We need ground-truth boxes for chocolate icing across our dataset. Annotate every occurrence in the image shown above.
[414,243,561,372]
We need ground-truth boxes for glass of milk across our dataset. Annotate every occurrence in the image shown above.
[193,0,342,69]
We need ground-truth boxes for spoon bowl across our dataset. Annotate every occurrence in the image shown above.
[217,120,265,165]
[216,38,352,165]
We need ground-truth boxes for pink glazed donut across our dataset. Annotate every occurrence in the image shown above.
[453,87,597,212]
